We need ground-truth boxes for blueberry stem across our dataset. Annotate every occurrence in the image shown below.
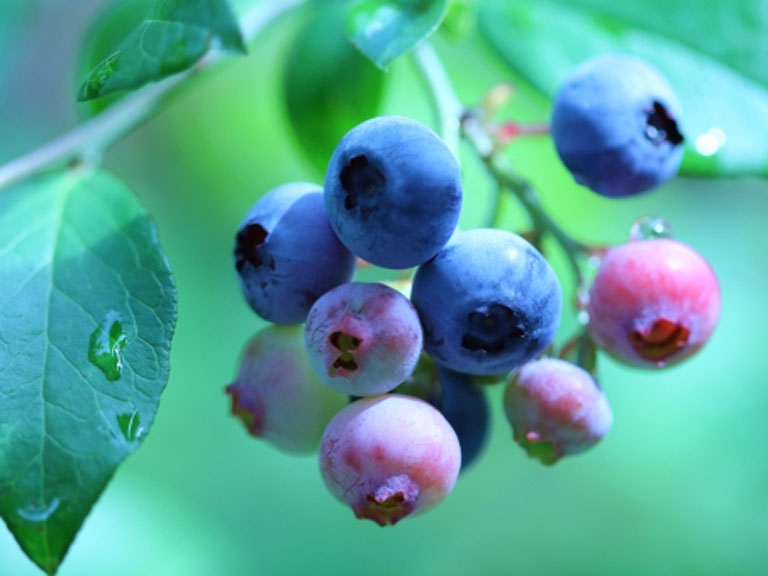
[0,0,307,191]
[412,42,589,291]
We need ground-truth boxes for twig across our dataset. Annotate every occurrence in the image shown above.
[0,0,306,191]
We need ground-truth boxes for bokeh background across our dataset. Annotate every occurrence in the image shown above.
[1,1,767,575]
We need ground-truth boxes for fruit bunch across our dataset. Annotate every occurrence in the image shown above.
[226,54,720,526]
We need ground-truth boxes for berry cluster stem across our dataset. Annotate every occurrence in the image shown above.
[411,41,464,162]
[412,42,589,292]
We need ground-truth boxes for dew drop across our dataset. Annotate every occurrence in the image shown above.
[628,216,673,241]
[89,311,128,381]
[18,497,60,523]
[116,412,143,442]
[695,127,727,157]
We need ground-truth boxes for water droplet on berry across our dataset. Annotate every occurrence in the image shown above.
[89,311,128,381]
[629,216,673,241]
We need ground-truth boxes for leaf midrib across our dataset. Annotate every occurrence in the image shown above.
[36,171,79,574]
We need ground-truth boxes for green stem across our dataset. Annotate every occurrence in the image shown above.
[413,41,589,289]
[412,43,463,162]
[468,118,588,287]
[0,0,306,191]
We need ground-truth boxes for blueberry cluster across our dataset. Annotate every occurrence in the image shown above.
[226,54,720,526]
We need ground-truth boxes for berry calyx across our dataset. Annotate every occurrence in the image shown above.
[305,282,423,395]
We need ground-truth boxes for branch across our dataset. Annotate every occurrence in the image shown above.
[411,39,590,291]
[0,0,306,191]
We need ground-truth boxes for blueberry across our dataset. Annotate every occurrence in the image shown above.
[225,325,348,454]
[319,394,461,526]
[587,237,721,368]
[551,53,684,197]
[504,358,613,466]
[433,366,490,471]
[395,356,490,472]
[304,282,423,396]
[324,116,462,269]
[411,228,562,375]
[234,182,356,324]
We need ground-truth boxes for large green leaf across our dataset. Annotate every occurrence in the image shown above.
[283,3,386,174]
[554,0,768,89]
[478,0,768,177]
[346,0,449,68]
[78,0,245,101]
[0,169,177,574]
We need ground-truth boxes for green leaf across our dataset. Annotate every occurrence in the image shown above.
[346,0,449,68]
[283,3,386,174]
[75,0,153,117]
[477,0,768,177]
[78,0,245,101]
[0,169,177,574]
[439,0,476,41]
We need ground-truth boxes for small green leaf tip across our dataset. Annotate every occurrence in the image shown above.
[78,0,245,101]
[345,0,448,69]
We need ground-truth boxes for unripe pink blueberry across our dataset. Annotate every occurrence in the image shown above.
[304,282,423,396]
[226,325,348,454]
[504,358,612,465]
[319,394,461,526]
[587,238,720,368]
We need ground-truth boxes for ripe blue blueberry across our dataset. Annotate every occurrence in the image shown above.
[320,394,461,526]
[304,282,423,396]
[324,115,462,269]
[234,182,356,324]
[504,358,613,466]
[433,366,489,471]
[551,53,684,197]
[411,228,562,375]
[226,325,348,454]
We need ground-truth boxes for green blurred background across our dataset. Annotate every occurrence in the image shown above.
[1,1,767,575]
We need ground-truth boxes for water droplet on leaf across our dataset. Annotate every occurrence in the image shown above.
[116,412,143,442]
[89,311,128,381]
[18,497,60,523]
